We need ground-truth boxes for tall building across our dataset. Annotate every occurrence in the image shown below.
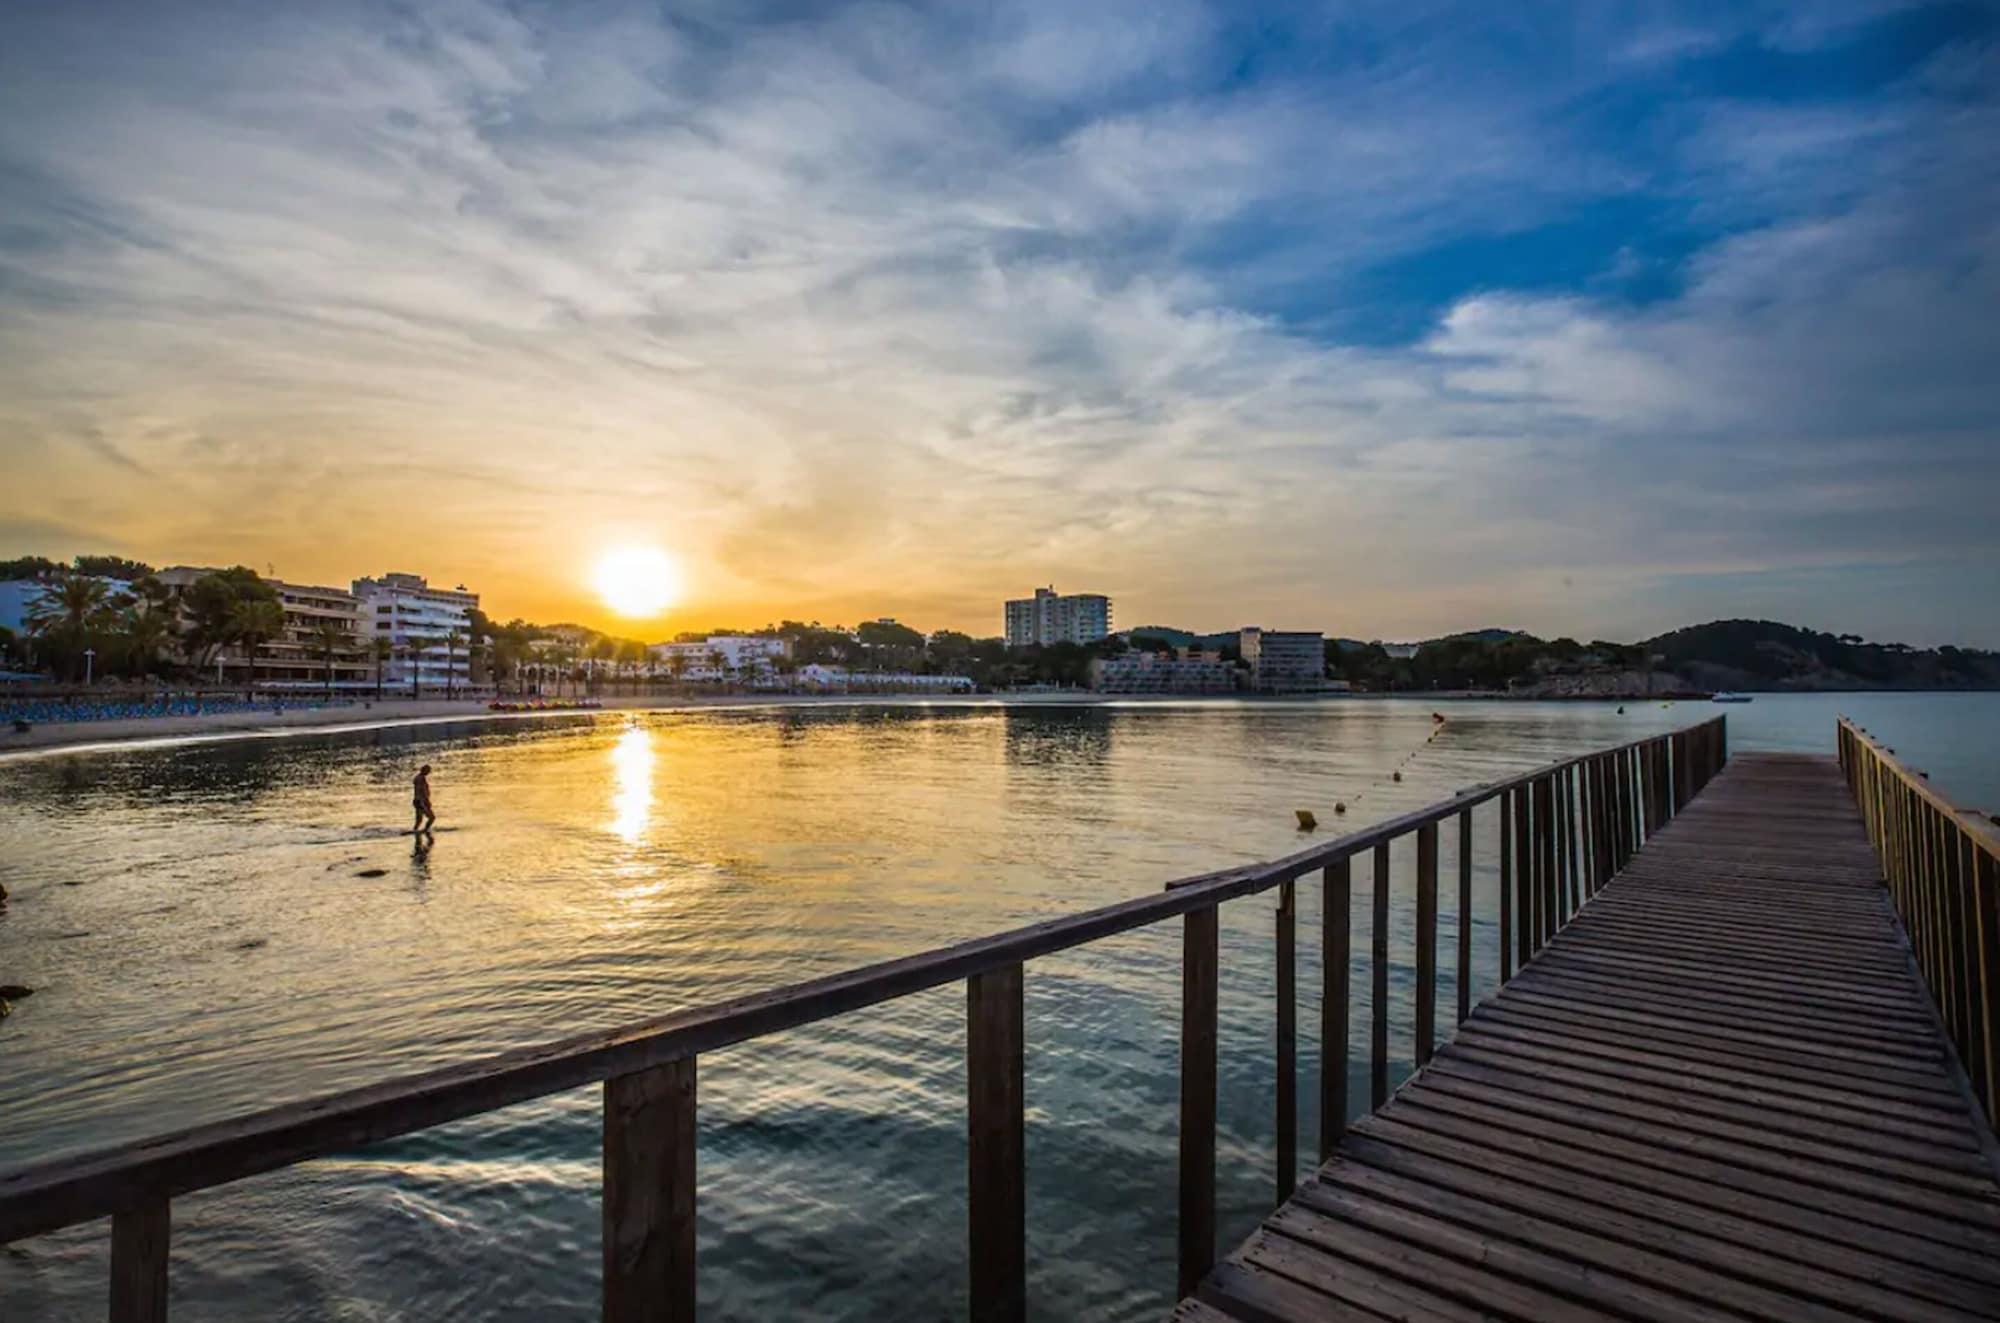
[1240,627,1326,693]
[1004,586,1112,647]
[352,572,479,692]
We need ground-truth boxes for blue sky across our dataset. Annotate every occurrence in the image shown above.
[0,1,1995,642]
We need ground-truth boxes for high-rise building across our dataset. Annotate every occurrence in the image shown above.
[1004,586,1112,647]
[352,572,479,692]
[1240,627,1326,693]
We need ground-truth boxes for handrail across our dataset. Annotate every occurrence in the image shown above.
[1837,717,2000,1129]
[2,715,1727,1322]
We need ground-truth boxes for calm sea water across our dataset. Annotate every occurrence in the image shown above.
[1,693,1994,1320]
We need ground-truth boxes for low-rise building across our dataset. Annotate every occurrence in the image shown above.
[795,664,973,692]
[1004,586,1112,647]
[1091,649,1240,694]
[352,572,479,692]
[649,635,792,683]
[1241,627,1326,693]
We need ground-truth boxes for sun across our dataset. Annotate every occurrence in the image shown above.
[592,546,683,618]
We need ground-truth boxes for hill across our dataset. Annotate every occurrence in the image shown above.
[1642,620,2000,692]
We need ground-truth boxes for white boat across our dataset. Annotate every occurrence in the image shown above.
[1711,691,1753,703]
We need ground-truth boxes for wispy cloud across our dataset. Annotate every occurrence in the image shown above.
[0,1,1994,642]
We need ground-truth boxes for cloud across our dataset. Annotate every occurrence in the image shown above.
[0,1,1994,643]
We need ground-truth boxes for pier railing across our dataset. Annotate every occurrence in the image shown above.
[1837,718,2000,1128]
[0,716,1726,1322]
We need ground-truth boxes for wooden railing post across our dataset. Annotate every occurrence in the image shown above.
[1415,823,1439,1066]
[968,964,1025,1323]
[1498,791,1513,984]
[1320,860,1351,1159]
[604,1059,697,1323]
[1512,788,1532,968]
[110,1201,169,1323]
[1456,809,1473,1025]
[1178,906,1218,1298]
[1370,844,1391,1109]
[1274,882,1296,1206]
[1975,843,1999,1126]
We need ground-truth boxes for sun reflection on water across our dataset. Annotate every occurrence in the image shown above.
[607,724,655,844]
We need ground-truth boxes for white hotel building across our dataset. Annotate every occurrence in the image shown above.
[352,572,479,692]
[1004,586,1112,647]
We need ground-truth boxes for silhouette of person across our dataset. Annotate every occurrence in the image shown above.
[412,763,436,834]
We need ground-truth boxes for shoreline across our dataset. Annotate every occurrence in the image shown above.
[6,686,1975,759]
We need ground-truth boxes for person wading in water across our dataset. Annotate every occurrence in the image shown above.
[412,763,437,835]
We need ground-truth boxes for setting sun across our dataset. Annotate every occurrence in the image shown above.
[592,546,683,618]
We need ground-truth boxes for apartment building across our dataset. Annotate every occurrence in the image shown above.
[1004,586,1112,647]
[155,567,371,688]
[351,572,479,692]
[1240,627,1327,693]
[1091,649,1239,694]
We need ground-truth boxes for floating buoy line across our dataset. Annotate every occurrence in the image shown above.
[1298,711,1454,830]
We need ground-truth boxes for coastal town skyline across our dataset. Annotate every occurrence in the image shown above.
[3,4,1996,649]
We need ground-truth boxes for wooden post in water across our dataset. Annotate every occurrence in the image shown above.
[110,1201,169,1323]
[1370,844,1391,1109]
[604,1059,697,1323]
[1274,881,1296,1206]
[1320,860,1351,1159]
[1178,906,1218,1298]
[1456,809,1473,1024]
[968,964,1025,1323]
[1415,823,1439,1066]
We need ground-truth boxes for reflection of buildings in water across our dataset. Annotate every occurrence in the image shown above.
[1002,707,1115,770]
[607,725,655,844]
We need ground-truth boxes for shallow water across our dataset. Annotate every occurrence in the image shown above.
[1,693,1993,1320]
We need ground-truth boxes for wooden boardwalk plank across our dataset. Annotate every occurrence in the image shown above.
[1176,752,2000,1321]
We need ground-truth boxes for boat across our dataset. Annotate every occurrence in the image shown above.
[1711,691,1753,704]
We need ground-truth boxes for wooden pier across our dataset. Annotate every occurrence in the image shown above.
[6,714,1998,1321]
[1179,749,2000,1322]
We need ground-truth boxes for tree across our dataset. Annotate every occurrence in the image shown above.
[0,555,61,580]
[182,568,278,672]
[310,617,353,696]
[229,597,285,699]
[372,636,393,700]
[26,575,115,680]
[71,554,155,582]
[443,626,465,698]
[115,595,176,679]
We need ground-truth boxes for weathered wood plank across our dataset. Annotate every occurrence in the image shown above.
[604,1059,696,1323]
[1175,751,2000,1323]
[1179,905,1219,1298]
[1273,881,1296,1206]
[110,1201,169,1323]
[968,963,1025,1323]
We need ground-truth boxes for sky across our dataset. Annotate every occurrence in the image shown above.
[1,1,1996,645]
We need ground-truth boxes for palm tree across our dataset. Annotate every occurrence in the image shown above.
[229,598,285,700]
[443,626,465,699]
[26,575,114,681]
[372,636,392,700]
[310,618,353,696]
[117,599,175,679]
